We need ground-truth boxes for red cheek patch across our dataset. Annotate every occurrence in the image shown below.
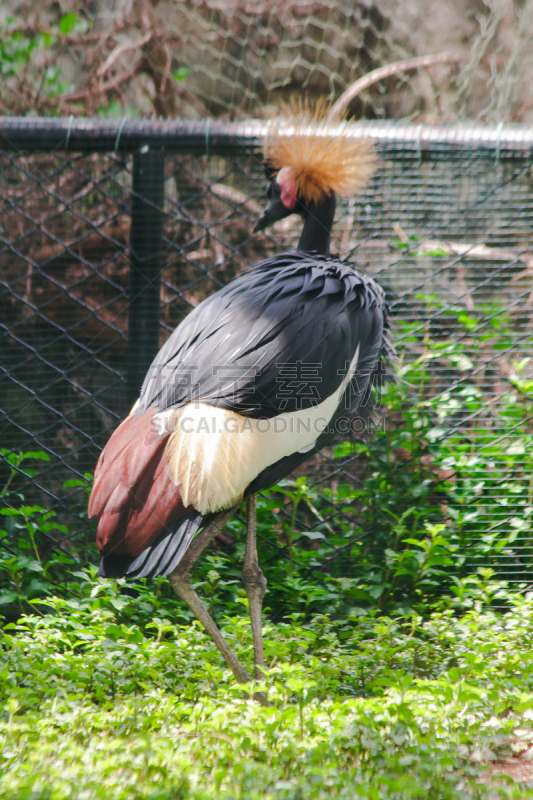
[277,167,298,210]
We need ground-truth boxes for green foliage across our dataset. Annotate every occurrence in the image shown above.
[0,448,50,499]
[172,66,191,82]
[0,15,79,111]
[2,586,533,798]
[0,450,92,616]
[58,13,78,37]
[1,299,533,624]
[0,18,59,81]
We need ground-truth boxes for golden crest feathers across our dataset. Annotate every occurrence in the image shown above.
[265,99,376,205]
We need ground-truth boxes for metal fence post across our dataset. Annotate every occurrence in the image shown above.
[127,145,165,406]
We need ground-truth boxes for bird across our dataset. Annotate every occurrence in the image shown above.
[88,104,391,689]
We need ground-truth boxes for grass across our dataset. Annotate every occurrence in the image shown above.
[2,579,533,799]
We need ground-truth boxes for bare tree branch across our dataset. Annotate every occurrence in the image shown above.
[327,53,465,121]
[96,33,152,83]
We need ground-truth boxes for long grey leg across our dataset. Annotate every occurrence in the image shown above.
[168,506,251,685]
[242,494,267,679]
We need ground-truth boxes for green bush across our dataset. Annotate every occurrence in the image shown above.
[1,585,533,798]
[1,299,532,624]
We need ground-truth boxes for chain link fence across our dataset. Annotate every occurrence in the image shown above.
[4,1,533,123]
[1,117,533,588]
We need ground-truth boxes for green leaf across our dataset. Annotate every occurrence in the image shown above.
[0,591,20,604]
[110,598,128,611]
[416,247,449,258]
[172,66,191,82]
[59,13,77,35]
[20,451,50,462]
[507,442,526,455]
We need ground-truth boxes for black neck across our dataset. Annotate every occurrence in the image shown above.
[297,192,336,254]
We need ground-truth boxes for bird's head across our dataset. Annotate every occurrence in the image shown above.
[254,100,377,236]
[253,165,300,233]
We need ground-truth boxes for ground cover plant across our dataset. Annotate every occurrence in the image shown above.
[1,301,533,796]
[2,579,533,799]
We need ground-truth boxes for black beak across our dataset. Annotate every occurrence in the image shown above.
[253,197,287,232]
[253,182,293,233]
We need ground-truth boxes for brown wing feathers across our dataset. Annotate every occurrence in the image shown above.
[88,410,189,557]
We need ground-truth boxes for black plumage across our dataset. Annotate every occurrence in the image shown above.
[100,512,203,579]
[138,252,387,417]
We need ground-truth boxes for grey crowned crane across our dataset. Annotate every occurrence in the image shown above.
[88,107,390,688]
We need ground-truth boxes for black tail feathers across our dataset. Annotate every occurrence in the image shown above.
[99,512,204,579]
